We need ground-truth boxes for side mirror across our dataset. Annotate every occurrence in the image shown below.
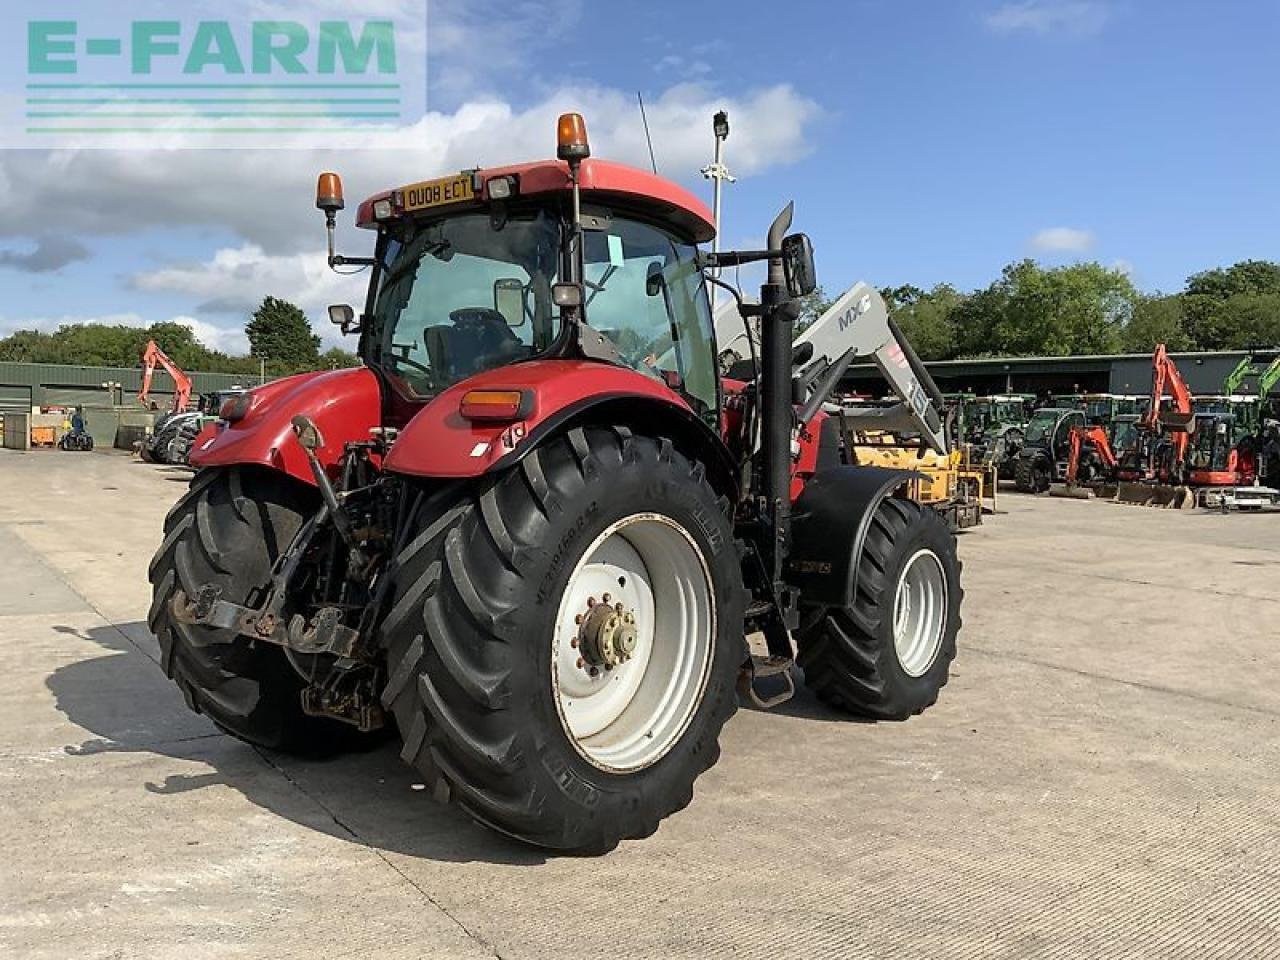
[646,261,666,297]
[781,233,817,298]
[327,304,358,334]
[290,415,325,452]
[493,278,526,327]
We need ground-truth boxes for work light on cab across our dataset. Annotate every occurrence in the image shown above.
[556,112,590,161]
[316,172,344,213]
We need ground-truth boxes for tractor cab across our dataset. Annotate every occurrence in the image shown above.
[1186,413,1246,485]
[1014,407,1086,492]
[319,137,722,427]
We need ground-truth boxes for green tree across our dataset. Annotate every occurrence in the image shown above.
[794,284,837,336]
[952,260,1137,358]
[1186,260,1280,300]
[245,296,320,375]
[886,284,962,360]
[319,346,360,369]
[1121,295,1193,352]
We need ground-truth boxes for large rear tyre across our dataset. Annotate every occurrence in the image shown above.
[380,426,745,853]
[796,497,960,721]
[148,467,372,754]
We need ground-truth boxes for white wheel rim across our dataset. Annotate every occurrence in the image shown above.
[892,549,947,677]
[551,513,715,773]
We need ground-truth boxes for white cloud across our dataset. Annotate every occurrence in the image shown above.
[132,245,365,348]
[0,312,250,354]
[985,1,1111,36]
[0,83,821,259]
[1030,226,1095,253]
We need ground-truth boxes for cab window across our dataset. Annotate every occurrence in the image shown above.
[581,218,718,420]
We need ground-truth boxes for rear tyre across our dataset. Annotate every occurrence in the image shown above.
[380,426,745,853]
[148,467,372,754]
[796,497,961,720]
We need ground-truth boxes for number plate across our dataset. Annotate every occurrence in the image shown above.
[401,174,474,212]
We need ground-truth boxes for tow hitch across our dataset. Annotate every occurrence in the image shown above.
[170,583,361,658]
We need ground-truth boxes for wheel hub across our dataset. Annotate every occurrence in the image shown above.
[576,594,638,670]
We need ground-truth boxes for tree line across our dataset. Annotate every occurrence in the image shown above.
[0,297,358,377]
[879,259,1280,361]
[3,259,1278,374]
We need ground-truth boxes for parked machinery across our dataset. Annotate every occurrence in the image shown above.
[962,394,1033,481]
[138,340,196,463]
[148,114,964,853]
[1013,407,1086,493]
[1050,424,1119,498]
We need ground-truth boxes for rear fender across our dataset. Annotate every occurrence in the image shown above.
[188,367,382,485]
[383,359,738,498]
[786,465,918,608]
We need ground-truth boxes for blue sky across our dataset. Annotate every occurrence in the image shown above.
[0,0,1277,353]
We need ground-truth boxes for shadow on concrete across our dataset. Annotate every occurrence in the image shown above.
[46,622,546,866]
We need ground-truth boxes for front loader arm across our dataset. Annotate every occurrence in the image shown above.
[794,282,949,454]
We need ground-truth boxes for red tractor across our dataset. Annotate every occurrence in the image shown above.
[151,114,962,853]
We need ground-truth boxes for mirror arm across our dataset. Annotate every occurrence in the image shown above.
[330,254,377,268]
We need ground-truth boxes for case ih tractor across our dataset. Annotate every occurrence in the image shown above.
[150,114,962,853]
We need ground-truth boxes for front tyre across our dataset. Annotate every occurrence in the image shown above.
[380,426,745,853]
[796,497,961,721]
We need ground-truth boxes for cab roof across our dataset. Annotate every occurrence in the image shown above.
[357,158,716,244]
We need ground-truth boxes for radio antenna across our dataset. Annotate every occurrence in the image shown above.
[637,91,658,174]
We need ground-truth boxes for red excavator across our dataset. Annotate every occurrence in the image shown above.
[1050,423,1119,498]
[1143,343,1196,481]
[139,340,193,413]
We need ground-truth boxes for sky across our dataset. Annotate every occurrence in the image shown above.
[0,0,1277,354]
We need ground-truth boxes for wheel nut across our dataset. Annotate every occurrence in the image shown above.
[586,597,595,607]
[589,667,599,678]
[576,657,585,669]
[615,602,624,613]
[602,593,611,604]
[574,614,583,625]
[570,637,578,648]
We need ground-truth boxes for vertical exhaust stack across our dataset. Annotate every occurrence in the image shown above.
[759,202,798,596]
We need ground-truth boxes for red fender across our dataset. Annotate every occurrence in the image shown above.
[384,359,695,478]
[189,367,381,484]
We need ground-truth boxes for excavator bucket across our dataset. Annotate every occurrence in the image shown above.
[1116,481,1158,505]
[1049,482,1092,500]
[1112,481,1197,509]
[1158,409,1196,432]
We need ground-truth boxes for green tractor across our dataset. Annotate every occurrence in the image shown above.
[962,394,1034,480]
[1013,407,1087,493]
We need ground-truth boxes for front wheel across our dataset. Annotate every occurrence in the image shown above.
[796,497,961,720]
[1014,454,1051,493]
[380,426,745,853]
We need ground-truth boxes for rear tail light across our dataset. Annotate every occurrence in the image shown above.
[219,394,253,422]
[459,389,531,422]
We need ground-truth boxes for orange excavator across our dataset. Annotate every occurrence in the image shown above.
[1143,343,1196,481]
[1065,424,1118,485]
[1050,423,1120,498]
[139,340,193,413]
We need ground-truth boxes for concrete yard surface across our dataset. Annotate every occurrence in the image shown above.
[2,448,1279,959]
